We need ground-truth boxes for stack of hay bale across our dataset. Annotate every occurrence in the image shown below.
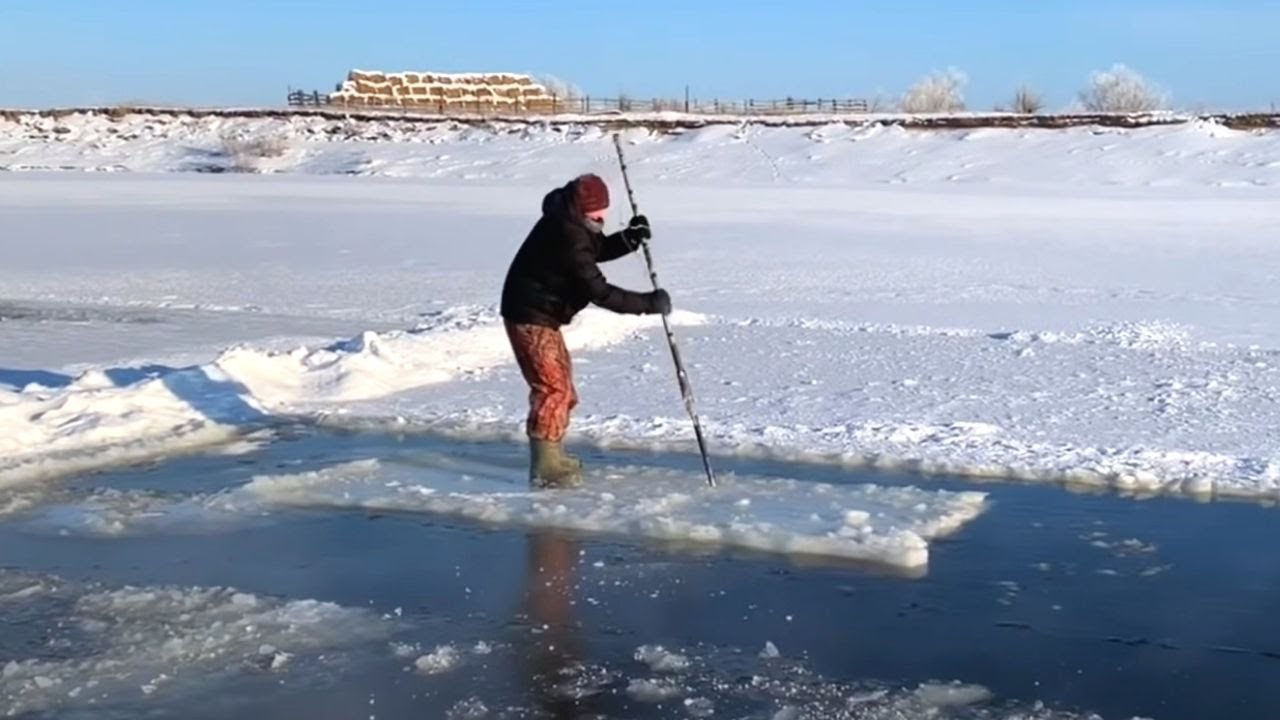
[328,70,568,113]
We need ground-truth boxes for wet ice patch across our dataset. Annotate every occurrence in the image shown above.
[626,677,686,702]
[414,645,462,676]
[530,640,1107,719]
[915,681,995,707]
[0,573,54,604]
[0,570,389,718]
[0,301,166,326]
[15,486,261,536]
[409,641,494,676]
[684,696,716,717]
[241,459,988,569]
[635,644,691,672]
[445,697,490,719]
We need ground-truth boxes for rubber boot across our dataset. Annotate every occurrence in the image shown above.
[529,440,584,489]
[558,445,583,473]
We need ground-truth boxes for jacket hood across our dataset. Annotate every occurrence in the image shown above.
[542,180,603,233]
[541,181,578,219]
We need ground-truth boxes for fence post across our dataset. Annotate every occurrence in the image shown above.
[684,85,690,113]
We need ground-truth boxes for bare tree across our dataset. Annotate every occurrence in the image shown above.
[1079,65,1167,112]
[900,69,967,113]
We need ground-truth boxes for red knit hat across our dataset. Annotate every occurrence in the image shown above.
[574,174,610,214]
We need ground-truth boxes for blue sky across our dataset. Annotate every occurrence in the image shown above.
[1,0,1276,111]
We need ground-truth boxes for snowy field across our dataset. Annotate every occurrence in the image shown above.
[2,111,1280,718]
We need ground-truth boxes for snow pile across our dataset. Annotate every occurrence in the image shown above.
[0,570,389,717]
[0,365,265,492]
[215,305,704,407]
[237,458,987,569]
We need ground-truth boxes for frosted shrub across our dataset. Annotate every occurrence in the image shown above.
[1010,86,1044,114]
[220,130,289,172]
[900,70,967,113]
[1079,65,1167,113]
[537,74,583,100]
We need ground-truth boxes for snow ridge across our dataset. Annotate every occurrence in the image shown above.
[3,111,1278,188]
[0,307,706,492]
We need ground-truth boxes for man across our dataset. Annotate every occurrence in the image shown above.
[501,173,671,489]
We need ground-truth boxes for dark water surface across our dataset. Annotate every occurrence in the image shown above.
[2,431,1277,719]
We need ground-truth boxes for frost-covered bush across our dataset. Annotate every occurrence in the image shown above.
[1079,65,1167,112]
[220,130,289,172]
[900,69,967,113]
[537,74,583,99]
[1010,85,1045,114]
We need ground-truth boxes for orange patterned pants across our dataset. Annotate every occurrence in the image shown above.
[505,322,579,442]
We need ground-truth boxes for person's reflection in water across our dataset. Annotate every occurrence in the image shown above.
[523,530,589,719]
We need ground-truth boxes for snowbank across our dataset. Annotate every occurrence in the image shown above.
[0,307,705,492]
[2,110,1277,189]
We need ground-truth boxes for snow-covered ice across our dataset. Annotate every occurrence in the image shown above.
[8,452,985,569]
[239,459,985,569]
[3,110,1280,522]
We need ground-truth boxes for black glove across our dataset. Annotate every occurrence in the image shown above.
[622,214,651,248]
[647,288,672,315]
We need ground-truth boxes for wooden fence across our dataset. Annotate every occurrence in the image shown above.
[286,88,869,116]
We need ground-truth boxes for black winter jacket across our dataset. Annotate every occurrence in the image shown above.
[500,182,654,328]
